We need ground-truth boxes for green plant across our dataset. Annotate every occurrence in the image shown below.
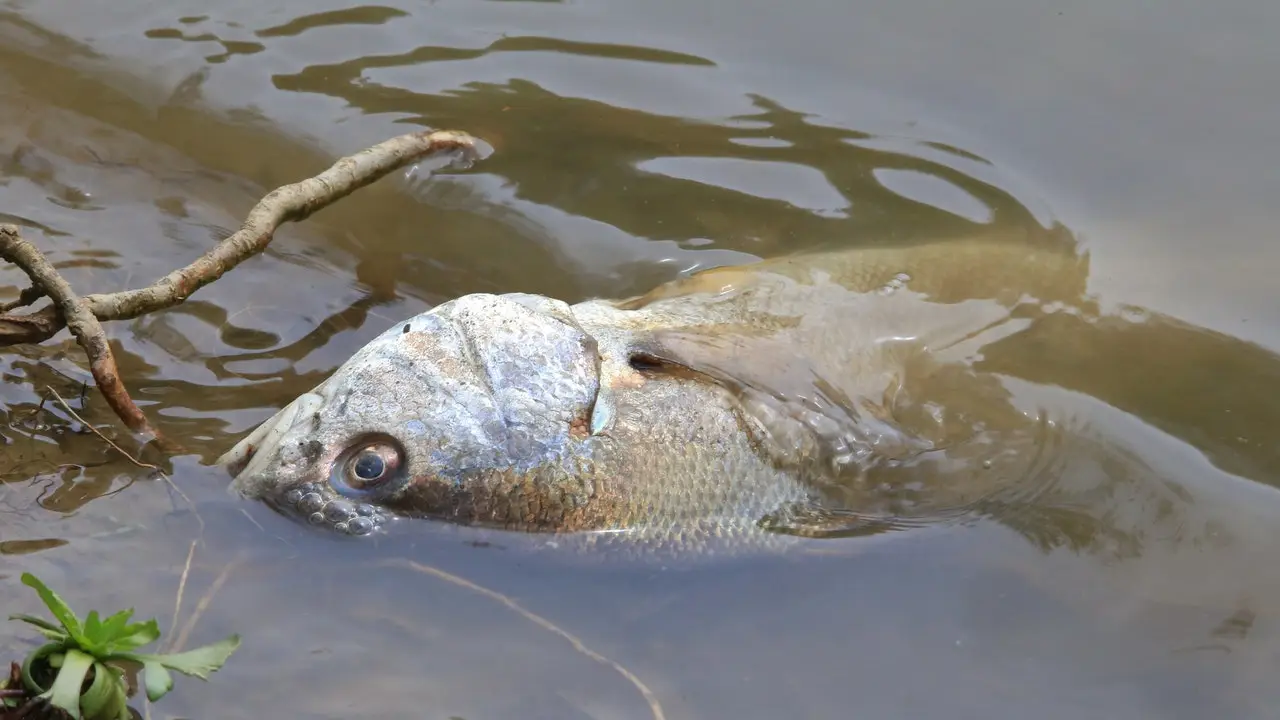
[3,573,240,720]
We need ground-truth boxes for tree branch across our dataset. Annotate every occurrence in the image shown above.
[0,129,480,345]
[0,284,44,312]
[0,128,481,448]
[0,225,170,446]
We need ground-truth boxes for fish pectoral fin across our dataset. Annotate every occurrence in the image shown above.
[629,326,818,399]
[630,327,934,472]
[627,326,844,462]
[756,502,912,540]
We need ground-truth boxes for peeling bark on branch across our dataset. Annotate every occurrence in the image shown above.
[0,129,482,445]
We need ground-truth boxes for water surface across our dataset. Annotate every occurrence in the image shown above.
[1,1,1279,718]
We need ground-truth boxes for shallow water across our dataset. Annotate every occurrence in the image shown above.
[1,1,1279,717]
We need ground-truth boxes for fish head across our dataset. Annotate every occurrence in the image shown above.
[218,292,608,536]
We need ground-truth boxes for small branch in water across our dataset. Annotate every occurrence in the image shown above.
[170,553,242,655]
[166,540,199,654]
[0,285,43,312]
[0,129,481,444]
[45,386,207,538]
[385,558,667,720]
[45,386,162,470]
[0,227,168,445]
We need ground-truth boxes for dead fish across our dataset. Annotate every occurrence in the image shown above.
[218,229,1091,558]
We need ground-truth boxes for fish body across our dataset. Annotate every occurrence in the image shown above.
[220,230,1090,559]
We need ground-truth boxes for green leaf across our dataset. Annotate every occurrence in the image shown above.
[9,614,71,643]
[21,642,67,694]
[41,648,94,718]
[103,619,160,654]
[20,573,87,648]
[96,609,134,643]
[78,662,128,720]
[132,635,241,680]
[9,613,64,634]
[83,611,103,645]
[141,660,174,702]
[102,686,132,720]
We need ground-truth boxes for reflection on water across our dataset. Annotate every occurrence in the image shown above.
[0,2,1278,718]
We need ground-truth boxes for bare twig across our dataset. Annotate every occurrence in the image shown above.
[171,554,242,654]
[166,540,199,653]
[158,471,205,537]
[45,386,162,471]
[384,558,667,720]
[0,285,43,312]
[0,129,481,443]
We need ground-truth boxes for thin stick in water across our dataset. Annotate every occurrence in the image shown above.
[384,558,667,720]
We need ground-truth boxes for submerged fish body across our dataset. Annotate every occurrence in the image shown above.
[220,230,1091,558]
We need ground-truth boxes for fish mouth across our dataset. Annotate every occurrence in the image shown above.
[217,391,326,493]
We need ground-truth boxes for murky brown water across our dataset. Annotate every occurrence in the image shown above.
[1,1,1279,717]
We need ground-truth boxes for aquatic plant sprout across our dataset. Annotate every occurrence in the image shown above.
[5,573,240,720]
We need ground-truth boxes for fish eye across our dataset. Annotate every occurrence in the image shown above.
[353,451,386,481]
[329,438,404,497]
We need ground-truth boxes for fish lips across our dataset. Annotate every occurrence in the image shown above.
[218,390,326,495]
[217,292,608,530]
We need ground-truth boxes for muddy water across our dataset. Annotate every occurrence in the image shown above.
[0,1,1279,718]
